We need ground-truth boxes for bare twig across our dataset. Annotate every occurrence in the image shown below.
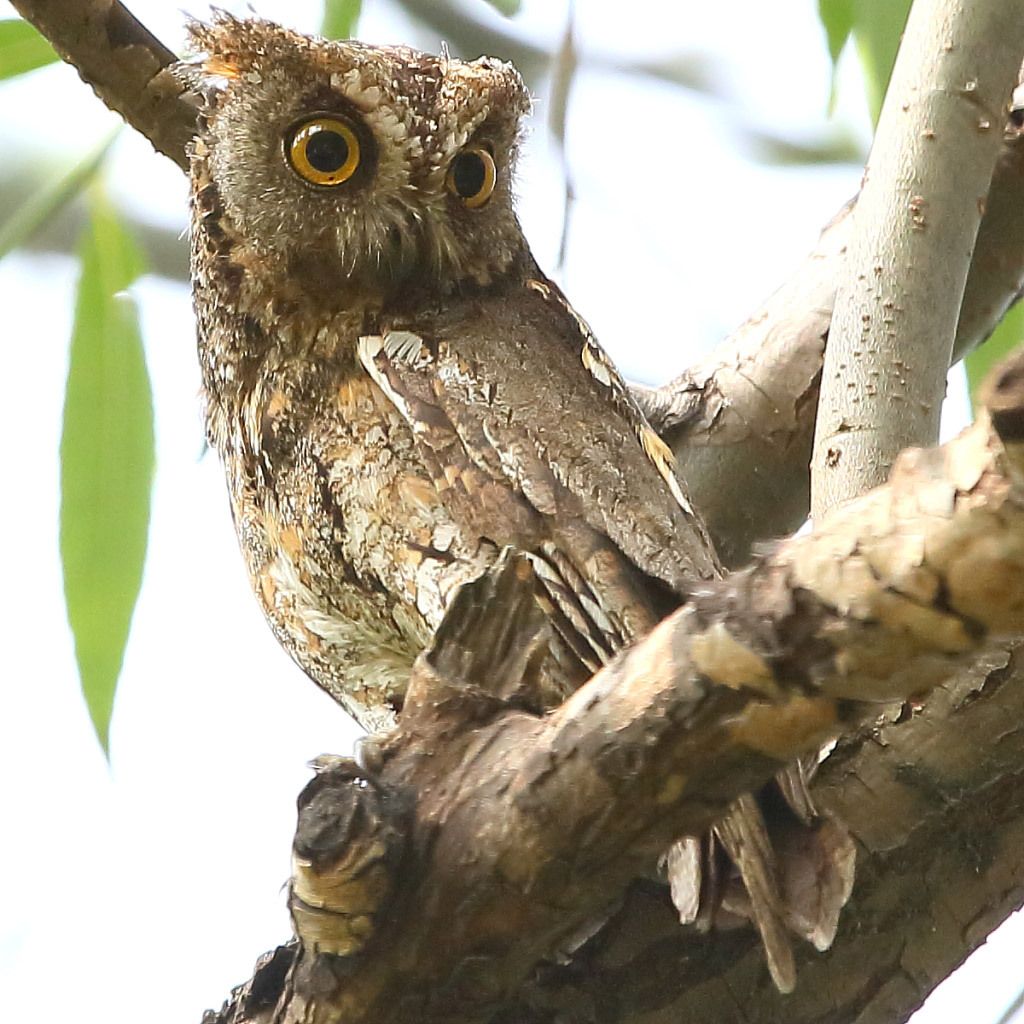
[548,6,576,274]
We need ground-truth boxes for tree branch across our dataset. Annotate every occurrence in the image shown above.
[7,0,193,169]
[636,122,1024,566]
[488,639,1024,1024]
[811,0,1024,514]
[203,349,1024,1024]
[202,638,1024,1024]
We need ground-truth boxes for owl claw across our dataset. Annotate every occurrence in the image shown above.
[354,733,387,776]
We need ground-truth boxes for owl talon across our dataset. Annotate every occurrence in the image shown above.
[354,734,387,776]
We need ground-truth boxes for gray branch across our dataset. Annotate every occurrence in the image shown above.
[811,0,1024,516]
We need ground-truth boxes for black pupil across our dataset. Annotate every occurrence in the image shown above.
[305,128,349,173]
[452,152,486,197]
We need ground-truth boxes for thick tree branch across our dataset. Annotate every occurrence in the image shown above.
[811,0,1024,514]
[203,638,1024,1024]
[204,350,1024,1024]
[489,640,1024,1024]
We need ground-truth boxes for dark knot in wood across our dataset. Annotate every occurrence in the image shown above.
[290,757,411,957]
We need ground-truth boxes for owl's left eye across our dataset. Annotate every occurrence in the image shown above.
[447,147,496,208]
[287,117,361,186]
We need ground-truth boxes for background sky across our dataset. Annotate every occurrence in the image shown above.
[0,0,1006,1021]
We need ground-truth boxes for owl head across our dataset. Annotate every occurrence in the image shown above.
[181,14,532,300]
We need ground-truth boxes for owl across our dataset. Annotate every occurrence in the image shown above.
[179,14,847,989]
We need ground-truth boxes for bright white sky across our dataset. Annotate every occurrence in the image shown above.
[0,1,1007,1021]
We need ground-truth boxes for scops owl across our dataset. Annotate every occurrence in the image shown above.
[180,14,851,990]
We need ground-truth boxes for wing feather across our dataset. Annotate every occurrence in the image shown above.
[362,281,719,602]
[357,286,822,977]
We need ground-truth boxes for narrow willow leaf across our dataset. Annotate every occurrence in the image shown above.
[965,303,1024,411]
[747,130,863,166]
[0,18,59,80]
[818,0,854,63]
[818,0,853,114]
[321,0,362,39]
[0,131,117,263]
[852,0,912,125]
[61,189,154,753]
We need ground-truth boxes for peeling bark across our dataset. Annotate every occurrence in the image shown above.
[200,352,1024,1024]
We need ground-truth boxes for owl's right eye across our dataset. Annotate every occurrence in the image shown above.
[287,117,361,186]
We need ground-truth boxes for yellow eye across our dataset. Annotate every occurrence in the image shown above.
[447,147,496,208]
[287,117,360,186]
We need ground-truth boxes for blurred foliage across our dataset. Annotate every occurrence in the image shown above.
[0,132,117,262]
[966,303,1024,408]
[483,0,521,15]
[818,0,854,64]
[853,0,913,123]
[60,187,154,752]
[395,0,714,94]
[817,0,912,124]
[321,0,362,39]
[0,18,58,79]
[746,128,864,165]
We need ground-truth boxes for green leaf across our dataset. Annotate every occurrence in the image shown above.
[0,18,59,80]
[0,131,118,263]
[321,0,362,39]
[819,0,854,64]
[60,188,154,753]
[818,0,854,114]
[852,0,912,124]
[965,303,1024,411]
[482,0,521,15]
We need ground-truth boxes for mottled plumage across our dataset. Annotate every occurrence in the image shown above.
[179,15,850,988]
[182,15,718,729]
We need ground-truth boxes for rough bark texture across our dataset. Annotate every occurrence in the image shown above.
[200,351,1024,1024]
[492,641,1024,1024]
[202,632,1024,1024]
